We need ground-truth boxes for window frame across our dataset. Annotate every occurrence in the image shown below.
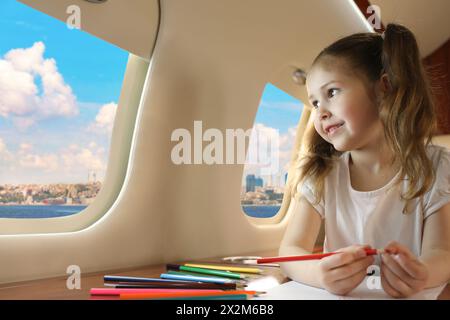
[242,85,313,224]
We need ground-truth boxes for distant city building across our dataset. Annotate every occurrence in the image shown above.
[246,174,264,192]
[255,177,263,188]
[25,195,33,205]
[88,171,97,184]
[246,174,256,192]
[265,175,272,187]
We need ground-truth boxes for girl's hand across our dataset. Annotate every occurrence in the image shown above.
[381,241,429,298]
[318,244,375,295]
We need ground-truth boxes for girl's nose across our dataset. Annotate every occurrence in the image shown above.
[320,109,331,120]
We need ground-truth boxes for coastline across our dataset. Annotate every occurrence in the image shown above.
[241,204,281,207]
[0,204,87,206]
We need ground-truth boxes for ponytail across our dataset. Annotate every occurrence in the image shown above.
[380,24,437,211]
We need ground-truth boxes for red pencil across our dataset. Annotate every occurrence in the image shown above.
[256,248,383,264]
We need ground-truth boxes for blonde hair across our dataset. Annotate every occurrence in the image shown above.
[290,24,438,214]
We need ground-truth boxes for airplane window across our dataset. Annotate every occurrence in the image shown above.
[0,1,128,218]
[241,83,303,218]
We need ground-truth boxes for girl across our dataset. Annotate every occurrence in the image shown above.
[280,24,450,298]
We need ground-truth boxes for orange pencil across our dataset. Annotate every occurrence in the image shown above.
[120,290,261,300]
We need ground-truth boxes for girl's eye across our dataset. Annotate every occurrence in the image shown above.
[328,88,339,98]
[311,88,339,109]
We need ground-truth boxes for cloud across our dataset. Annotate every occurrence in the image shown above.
[0,138,14,164]
[0,42,117,184]
[14,142,58,171]
[279,126,297,171]
[61,143,106,172]
[245,123,281,176]
[88,102,117,134]
[19,153,59,171]
[0,41,78,129]
[0,139,7,154]
[0,139,107,183]
[243,124,298,186]
[18,143,33,154]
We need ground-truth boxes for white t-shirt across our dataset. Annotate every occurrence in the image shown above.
[299,144,450,258]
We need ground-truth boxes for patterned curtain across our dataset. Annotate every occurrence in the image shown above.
[423,39,450,135]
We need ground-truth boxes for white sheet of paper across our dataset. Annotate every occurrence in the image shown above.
[253,276,446,300]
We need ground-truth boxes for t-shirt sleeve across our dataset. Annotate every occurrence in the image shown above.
[424,147,450,219]
[297,177,325,219]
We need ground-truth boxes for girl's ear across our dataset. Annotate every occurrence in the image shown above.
[375,73,391,102]
[379,73,391,95]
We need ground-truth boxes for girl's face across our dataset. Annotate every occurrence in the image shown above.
[306,59,383,152]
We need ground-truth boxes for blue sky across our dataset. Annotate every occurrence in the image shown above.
[0,0,128,184]
[0,0,128,103]
[257,83,303,134]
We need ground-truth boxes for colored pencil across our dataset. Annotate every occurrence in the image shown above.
[166,264,244,279]
[164,294,248,300]
[165,270,248,285]
[119,290,260,300]
[90,288,221,296]
[256,248,383,264]
[166,264,245,279]
[160,272,236,284]
[184,263,263,274]
[90,296,121,300]
[103,282,240,290]
[104,275,187,283]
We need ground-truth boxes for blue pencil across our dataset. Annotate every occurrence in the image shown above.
[104,275,191,283]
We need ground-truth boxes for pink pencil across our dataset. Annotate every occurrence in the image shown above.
[257,248,383,264]
[90,288,221,296]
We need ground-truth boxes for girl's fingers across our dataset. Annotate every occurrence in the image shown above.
[320,246,368,270]
[381,254,423,288]
[320,252,355,271]
[327,256,375,282]
[383,241,415,259]
[332,267,368,295]
[339,244,373,252]
[393,254,428,280]
[380,266,403,298]
[381,261,414,297]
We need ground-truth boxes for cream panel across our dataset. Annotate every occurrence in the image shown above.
[18,0,159,60]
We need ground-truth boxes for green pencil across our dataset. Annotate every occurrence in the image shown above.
[166,263,246,280]
[165,270,247,285]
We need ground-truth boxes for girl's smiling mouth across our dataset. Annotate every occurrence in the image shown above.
[326,123,344,136]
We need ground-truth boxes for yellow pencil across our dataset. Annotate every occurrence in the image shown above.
[184,263,263,274]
